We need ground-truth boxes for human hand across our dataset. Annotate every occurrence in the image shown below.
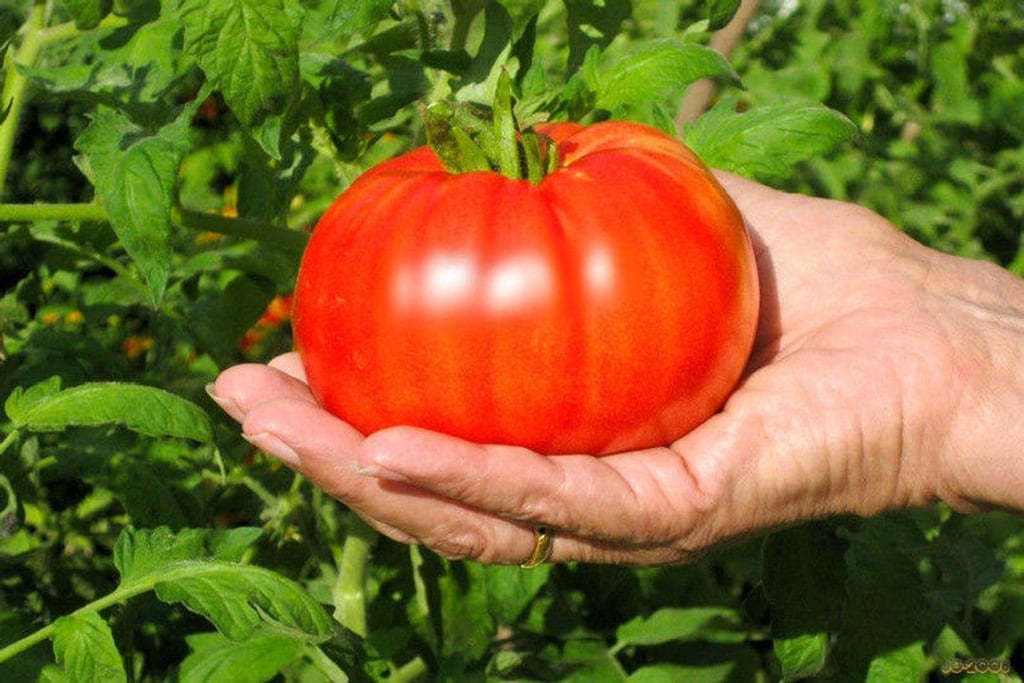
[210,173,1024,565]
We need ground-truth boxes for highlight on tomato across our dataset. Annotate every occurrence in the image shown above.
[293,81,759,455]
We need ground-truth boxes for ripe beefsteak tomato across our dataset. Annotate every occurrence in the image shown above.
[293,121,759,455]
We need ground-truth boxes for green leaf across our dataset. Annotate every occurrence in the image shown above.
[483,562,552,624]
[3,376,62,422]
[628,659,742,683]
[594,39,739,114]
[436,562,494,660]
[929,516,1005,616]
[683,98,858,179]
[112,527,331,642]
[51,611,127,683]
[830,514,944,680]
[707,0,741,31]
[452,2,515,105]
[64,0,113,30]
[5,380,212,442]
[762,523,847,680]
[179,630,304,683]
[930,38,983,125]
[563,0,631,74]
[155,564,334,642]
[864,642,928,683]
[615,606,748,647]
[175,0,302,128]
[20,17,185,104]
[772,633,830,682]
[187,272,276,364]
[74,106,193,304]
[304,0,393,43]
[106,458,193,528]
[498,0,546,43]
[114,526,260,582]
[403,551,499,661]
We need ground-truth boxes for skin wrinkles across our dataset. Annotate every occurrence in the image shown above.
[214,173,1024,567]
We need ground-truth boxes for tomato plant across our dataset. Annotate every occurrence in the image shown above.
[294,116,759,455]
[4,0,1020,681]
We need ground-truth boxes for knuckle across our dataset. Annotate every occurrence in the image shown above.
[425,524,495,563]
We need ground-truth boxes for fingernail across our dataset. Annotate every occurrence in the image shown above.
[205,383,243,421]
[352,457,409,482]
[242,431,301,468]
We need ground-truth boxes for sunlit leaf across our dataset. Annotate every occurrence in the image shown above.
[6,380,212,441]
[52,612,126,683]
[684,98,858,178]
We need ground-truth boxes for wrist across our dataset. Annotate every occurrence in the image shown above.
[928,255,1024,512]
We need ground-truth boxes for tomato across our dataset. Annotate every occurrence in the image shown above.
[292,121,759,455]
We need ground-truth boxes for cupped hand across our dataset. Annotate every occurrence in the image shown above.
[211,173,1024,565]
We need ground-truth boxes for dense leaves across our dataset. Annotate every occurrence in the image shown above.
[0,0,1022,681]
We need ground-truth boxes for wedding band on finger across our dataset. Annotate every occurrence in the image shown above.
[520,526,553,568]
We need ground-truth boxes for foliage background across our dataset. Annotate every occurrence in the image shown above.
[1,0,1022,680]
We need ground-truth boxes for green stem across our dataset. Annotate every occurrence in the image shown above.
[0,570,157,664]
[0,1,49,196]
[174,208,309,254]
[0,202,309,253]
[239,474,282,509]
[0,9,133,198]
[0,202,107,223]
[389,655,429,682]
[306,644,352,681]
[422,70,558,183]
[0,429,19,458]
[332,515,377,637]
[448,1,474,52]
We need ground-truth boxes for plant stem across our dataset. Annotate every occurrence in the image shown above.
[0,571,153,664]
[0,6,131,198]
[389,655,429,682]
[332,515,377,637]
[174,207,309,254]
[0,202,107,223]
[0,429,19,458]
[306,644,352,682]
[423,70,557,183]
[0,1,49,197]
[675,0,762,126]
[0,202,309,253]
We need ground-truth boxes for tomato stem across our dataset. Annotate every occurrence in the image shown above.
[0,4,128,197]
[0,1,49,198]
[332,514,377,637]
[0,202,309,254]
[423,70,557,183]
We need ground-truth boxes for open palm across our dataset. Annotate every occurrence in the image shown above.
[212,173,1024,565]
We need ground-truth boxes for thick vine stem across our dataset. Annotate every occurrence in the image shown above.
[0,4,129,196]
[422,71,558,184]
[332,515,378,637]
[0,202,309,253]
[0,1,49,196]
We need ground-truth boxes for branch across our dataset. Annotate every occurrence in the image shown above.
[675,0,763,127]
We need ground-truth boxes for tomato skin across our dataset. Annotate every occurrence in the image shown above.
[293,121,759,455]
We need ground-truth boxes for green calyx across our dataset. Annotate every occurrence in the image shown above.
[423,71,559,184]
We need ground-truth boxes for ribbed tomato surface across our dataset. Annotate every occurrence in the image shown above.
[293,121,759,455]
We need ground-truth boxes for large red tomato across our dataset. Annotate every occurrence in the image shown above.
[293,121,759,455]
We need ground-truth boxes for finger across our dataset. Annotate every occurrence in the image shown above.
[356,426,714,547]
[240,398,541,562]
[211,362,316,423]
[245,398,714,564]
[267,352,307,382]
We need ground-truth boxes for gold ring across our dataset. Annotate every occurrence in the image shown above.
[520,526,553,568]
